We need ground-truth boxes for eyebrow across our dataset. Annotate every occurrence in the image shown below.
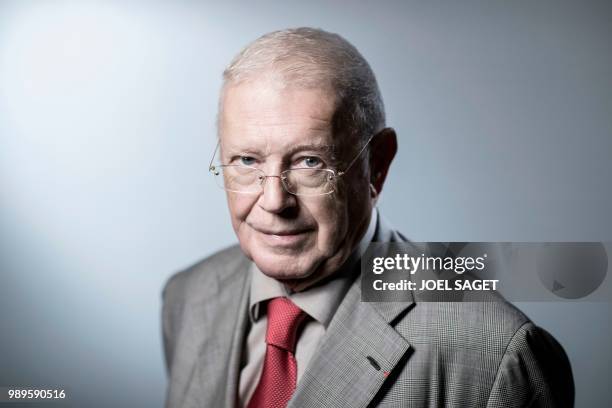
[285,143,335,157]
[223,143,337,158]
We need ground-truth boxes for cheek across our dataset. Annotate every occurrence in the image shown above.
[307,194,349,245]
[343,174,371,213]
[316,179,370,241]
[226,193,254,227]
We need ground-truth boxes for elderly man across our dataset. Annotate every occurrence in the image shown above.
[162,28,573,408]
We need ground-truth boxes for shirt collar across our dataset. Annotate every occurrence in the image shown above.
[248,209,378,327]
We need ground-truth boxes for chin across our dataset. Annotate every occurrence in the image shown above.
[251,249,319,281]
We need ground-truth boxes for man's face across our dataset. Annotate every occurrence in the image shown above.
[219,80,373,290]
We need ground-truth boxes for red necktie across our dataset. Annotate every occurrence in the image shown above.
[247,297,307,408]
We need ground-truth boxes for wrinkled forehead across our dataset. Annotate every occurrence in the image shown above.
[218,79,346,156]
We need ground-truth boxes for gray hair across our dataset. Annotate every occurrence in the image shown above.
[220,27,385,146]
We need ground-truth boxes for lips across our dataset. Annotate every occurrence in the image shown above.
[250,224,314,247]
[255,227,311,236]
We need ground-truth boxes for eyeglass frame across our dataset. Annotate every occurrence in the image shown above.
[208,133,376,196]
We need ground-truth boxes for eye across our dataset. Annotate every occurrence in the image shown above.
[300,156,323,168]
[240,156,256,166]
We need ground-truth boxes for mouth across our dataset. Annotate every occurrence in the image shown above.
[251,225,314,247]
[256,227,311,236]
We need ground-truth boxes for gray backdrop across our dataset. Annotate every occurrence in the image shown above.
[1,1,610,406]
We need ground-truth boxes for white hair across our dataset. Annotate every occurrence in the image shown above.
[219,27,386,145]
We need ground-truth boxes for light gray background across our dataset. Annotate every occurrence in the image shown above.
[1,1,610,407]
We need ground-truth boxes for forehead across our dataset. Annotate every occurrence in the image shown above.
[219,80,339,152]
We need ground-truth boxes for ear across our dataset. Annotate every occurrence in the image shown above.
[369,127,397,199]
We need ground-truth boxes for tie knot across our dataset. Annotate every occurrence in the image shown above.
[265,297,307,352]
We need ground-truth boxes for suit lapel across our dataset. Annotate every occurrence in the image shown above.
[179,256,251,408]
[224,269,252,407]
[288,211,417,408]
[288,279,414,408]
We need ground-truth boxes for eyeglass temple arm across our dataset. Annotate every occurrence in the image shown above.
[208,140,220,171]
[336,133,376,177]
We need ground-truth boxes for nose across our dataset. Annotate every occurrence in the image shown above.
[258,175,296,213]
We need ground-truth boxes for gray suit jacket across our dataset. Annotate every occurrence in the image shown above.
[162,216,574,407]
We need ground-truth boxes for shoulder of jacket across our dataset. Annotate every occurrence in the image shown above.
[407,299,532,354]
[162,244,247,304]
